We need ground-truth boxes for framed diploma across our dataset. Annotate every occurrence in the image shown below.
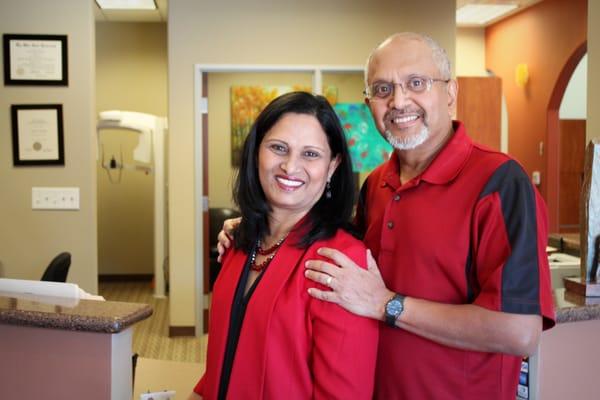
[3,34,68,86]
[11,104,65,166]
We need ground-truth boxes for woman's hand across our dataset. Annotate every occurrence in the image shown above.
[216,217,242,262]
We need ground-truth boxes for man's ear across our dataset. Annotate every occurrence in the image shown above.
[446,79,458,116]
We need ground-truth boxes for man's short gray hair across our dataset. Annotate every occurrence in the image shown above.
[364,32,452,89]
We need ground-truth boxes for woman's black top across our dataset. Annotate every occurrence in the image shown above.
[217,251,267,400]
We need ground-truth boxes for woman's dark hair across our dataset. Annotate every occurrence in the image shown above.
[233,91,355,252]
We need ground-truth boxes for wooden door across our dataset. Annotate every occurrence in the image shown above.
[558,119,586,233]
[456,77,502,150]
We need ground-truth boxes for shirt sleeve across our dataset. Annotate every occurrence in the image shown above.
[470,160,555,329]
[308,238,379,399]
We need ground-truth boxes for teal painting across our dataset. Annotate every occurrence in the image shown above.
[334,103,392,173]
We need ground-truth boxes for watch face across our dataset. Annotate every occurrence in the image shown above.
[386,299,403,316]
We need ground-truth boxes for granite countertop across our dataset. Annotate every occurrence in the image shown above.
[0,293,152,333]
[553,288,600,324]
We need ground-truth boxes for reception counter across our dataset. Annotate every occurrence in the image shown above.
[528,289,600,399]
[0,292,152,399]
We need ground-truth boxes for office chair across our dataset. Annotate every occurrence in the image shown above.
[41,252,72,282]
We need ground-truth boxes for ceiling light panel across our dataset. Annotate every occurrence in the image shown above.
[457,4,519,26]
[96,0,156,10]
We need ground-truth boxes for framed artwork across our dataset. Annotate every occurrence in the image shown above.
[11,104,65,166]
[3,34,68,86]
[334,103,392,172]
[230,85,338,167]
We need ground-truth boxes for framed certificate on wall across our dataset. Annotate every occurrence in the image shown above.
[11,104,65,166]
[3,34,68,86]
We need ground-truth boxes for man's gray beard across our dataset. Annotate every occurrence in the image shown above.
[384,126,429,150]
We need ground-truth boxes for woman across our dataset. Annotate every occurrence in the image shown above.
[189,92,378,399]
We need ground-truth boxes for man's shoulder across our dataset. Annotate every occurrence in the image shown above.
[454,120,513,170]
[467,141,521,175]
[470,140,511,161]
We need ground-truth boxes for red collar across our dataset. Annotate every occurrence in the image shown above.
[380,121,472,190]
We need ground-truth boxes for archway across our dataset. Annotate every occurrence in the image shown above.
[546,41,587,233]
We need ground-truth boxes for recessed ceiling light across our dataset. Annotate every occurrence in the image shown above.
[457,4,519,25]
[95,0,157,10]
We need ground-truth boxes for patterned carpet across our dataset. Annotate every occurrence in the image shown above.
[99,281,208,363]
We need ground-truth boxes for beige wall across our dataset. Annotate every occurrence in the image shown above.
[96,22,167,275]
[0,0,97,292]
[168,0,456,329]
[456,27,487,76]
[589,0,600,140]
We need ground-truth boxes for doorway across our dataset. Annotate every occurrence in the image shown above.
[547,43,587,233]
[194,65,366,335]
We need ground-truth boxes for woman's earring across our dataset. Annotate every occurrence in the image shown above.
[326,179,332,199]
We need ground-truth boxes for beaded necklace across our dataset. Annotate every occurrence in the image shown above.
[250,235,287,272]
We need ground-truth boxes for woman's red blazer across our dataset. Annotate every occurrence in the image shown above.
[194,228,379,399]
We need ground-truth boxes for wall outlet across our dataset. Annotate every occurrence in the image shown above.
[32,187,80,210]
[140,390,176,400]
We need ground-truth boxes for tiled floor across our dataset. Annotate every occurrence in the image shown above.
[99,281,208,363]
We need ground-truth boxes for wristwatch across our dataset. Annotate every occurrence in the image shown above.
[384,293,405,327]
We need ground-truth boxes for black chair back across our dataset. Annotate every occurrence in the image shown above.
[41,252,72,282]
[209,208,241,254]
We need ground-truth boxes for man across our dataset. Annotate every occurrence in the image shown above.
[302,32,555,399]
[218,33,555,399]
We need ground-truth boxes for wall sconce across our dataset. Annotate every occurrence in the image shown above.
[515,63,529,88]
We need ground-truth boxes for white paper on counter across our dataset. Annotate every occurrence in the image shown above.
[0,278,105,302]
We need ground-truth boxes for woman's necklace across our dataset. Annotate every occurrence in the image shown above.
[256,235,287,255]
[250,235,287,272]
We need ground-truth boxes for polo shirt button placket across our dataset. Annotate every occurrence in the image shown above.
[387,221,394,229]
[393,194,401,202]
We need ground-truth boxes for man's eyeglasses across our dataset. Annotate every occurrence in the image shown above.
[364,76,450,100]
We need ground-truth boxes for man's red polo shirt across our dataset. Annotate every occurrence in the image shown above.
[357,121,555,400]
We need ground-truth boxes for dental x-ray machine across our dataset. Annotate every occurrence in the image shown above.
[97,110,168,298]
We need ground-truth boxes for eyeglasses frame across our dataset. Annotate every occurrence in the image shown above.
[363,76,450,100]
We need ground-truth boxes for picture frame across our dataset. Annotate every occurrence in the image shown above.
[11,104,65,166]
[3,34,68,86]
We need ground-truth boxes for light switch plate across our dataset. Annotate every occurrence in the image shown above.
[32,187,80,210]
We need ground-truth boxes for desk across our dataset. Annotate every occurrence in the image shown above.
[528,289,600,399]
[0,294,151,399]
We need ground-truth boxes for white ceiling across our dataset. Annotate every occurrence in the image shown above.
[93,0,542,25]
[456,0,542,27]
[94,0,168,22]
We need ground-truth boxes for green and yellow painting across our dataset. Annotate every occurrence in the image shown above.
[230,85,338,167]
